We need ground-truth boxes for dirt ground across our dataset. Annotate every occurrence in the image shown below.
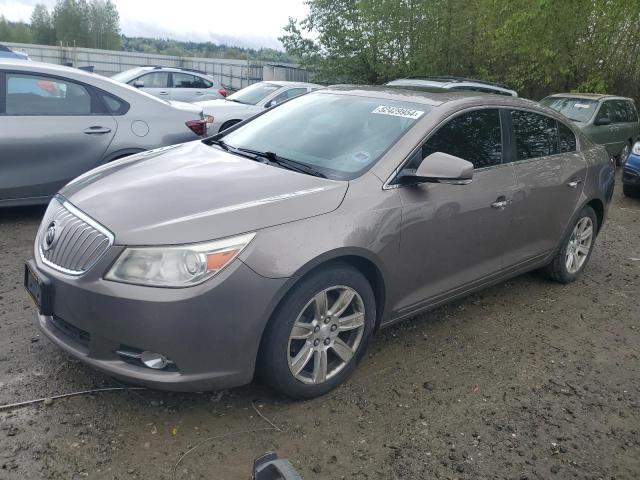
[1,179,638,480]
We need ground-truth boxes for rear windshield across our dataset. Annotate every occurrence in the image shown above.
[540,97,598,123]
[226,82,282,105]
[218,92,429,180]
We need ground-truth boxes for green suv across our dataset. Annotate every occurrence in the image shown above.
[541,94,640,165]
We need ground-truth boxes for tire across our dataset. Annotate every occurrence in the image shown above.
[617,141,631,166]
[623,183,640,198]
[219,120,241,132]
[260,263,376,399]
[540,206,598,284]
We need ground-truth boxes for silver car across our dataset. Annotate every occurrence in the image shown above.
[112,66,227,102]
[196,80,322,134]
[387,76,518,96]
[0,59,207,207]
[25,87,614,399]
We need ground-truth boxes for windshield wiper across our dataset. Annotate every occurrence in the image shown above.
[236,147,327,178]
[208,139,229,151]
[226,98,246,104]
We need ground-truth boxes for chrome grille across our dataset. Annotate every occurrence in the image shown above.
[39,197,113,275]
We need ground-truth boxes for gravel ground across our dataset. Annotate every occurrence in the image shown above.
[1,179,639,480]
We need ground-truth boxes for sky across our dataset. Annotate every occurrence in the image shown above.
[0,0,309,49]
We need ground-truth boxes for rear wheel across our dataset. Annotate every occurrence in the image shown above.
[541,206,597,283]
[260,264,376,399]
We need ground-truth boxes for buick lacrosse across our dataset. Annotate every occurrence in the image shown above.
[25,87,614,399]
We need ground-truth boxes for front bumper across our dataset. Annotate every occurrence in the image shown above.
[29,253,287,391]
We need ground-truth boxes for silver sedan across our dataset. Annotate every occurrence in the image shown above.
[0,59,207,207]
[196,80,322,134]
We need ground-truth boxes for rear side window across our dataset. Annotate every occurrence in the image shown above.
[610,100,630,123]
[558,122,577,153]
[421,109,502,169]
[97,91,129,115]
[511,110,560,160]
[172,73,211,89]
[6,73,92,115]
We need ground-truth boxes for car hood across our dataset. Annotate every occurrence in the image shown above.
[195,98,260,115]
[60,141,348,245]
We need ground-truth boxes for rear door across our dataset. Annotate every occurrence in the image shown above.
[0,71,116,203]
[395,108,517,311]
[504,110,586,268]
[170,72,212,102]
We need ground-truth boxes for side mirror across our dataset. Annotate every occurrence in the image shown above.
[595,116,610,126]
[399,152,473,185]
[133,80,144,88]
[265,100,277,108]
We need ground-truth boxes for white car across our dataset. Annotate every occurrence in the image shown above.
[196,81,322,134]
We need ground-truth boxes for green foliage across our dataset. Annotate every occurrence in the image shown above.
[0,16,33,43]
[282,0,640,101]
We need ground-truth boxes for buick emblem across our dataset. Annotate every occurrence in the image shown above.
[43,222,57,250]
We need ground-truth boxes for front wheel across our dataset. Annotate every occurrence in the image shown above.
[260,264,376,399]
[541,206,597,283]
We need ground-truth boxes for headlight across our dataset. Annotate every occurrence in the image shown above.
[105,232,255,287]
[632,142,640,156]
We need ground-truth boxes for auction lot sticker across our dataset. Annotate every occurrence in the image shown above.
[372,105,424,119]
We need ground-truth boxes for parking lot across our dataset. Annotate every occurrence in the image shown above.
[0,178,636,479]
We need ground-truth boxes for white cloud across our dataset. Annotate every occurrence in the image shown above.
[0,0,309,49]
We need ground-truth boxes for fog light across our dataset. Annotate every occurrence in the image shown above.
[140,351,169,370]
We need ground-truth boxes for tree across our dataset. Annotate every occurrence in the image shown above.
[30,3,56,45]
[53,0,90,46]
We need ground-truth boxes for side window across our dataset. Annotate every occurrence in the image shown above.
[610,100,629,123]
[6,73,92,115]
[172,73,210,89]
[558,121,577,153]
[510,110,560,160]
[131,72,169,88]
[97,91,129,115]
[626,101,639,122]
[270,87,308,106]
[595,101,612,123]
[420,109,503,169]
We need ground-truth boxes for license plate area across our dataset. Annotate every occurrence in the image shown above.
[24,262,52,316]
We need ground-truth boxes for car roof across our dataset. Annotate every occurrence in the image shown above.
[387,76,516,94]
[544,93,634,102]
[260,80,323,88]
[320,85,535,108]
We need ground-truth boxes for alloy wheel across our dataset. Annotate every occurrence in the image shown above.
[287,285,365,385]
[565,216,594,274]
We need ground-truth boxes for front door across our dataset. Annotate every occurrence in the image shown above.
[135,71,171,100]
[504,110,586,268]
[0,71,116,203]
[394,108,516,314]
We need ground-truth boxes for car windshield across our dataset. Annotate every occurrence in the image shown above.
[216,92,430,180]
[226,82,282,105]
[541,96,598,122]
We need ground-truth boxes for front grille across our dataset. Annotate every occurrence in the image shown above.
[39,197,113,275]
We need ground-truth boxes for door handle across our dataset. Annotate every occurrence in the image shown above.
[567,179,583,188]
[83,126,112,135]
[491,196,510,210]
[158,91,169,96]
[194,91,204,95]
